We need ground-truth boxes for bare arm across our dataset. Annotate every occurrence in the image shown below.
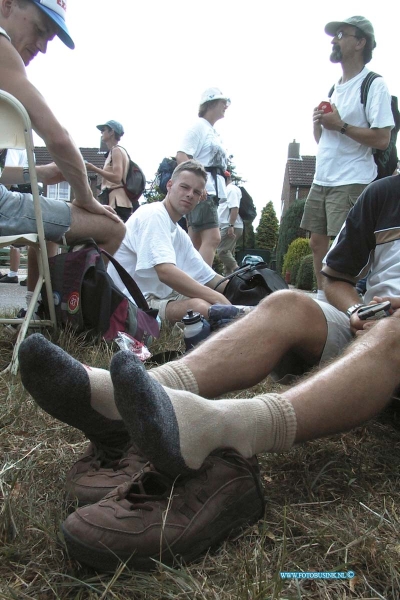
[154,263,230,305]
[86,148,125,185]
[0,36,119,220]
[319,104,391,150]
[176,151,192,164]
[0,163,65,186]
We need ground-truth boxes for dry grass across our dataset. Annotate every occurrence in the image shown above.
[0,324,399,600]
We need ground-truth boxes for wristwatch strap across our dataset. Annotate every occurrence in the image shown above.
[346,303,365,318]
[340,122,348,134]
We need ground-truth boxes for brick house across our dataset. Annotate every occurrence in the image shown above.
[280,140,315,217]
[34,146,106,200]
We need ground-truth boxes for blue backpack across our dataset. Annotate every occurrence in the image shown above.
[156,157,177,195]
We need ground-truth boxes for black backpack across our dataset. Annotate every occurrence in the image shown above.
[238,186,257,221]
[328,72,400,179]
[214,262,288,306]
[112,146,146,208]
[156,157,177,195]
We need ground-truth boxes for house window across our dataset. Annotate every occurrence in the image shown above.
[47,181,71,201]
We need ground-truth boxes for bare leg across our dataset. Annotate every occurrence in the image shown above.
[66,205,125,256]
[111,314,400,476]
[181,290,328,397]
[9,246,20,273]
[287,315,400,441]
[27,243,59,292]
[309,232,330,292]
[196,227,221,267]
[188,227,201,251]
[165,298,212,322]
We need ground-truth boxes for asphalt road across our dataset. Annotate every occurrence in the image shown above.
[0,269,28,312]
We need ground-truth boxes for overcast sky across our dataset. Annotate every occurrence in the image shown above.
[28,0,398,225]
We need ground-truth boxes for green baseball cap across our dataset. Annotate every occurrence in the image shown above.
[325,16,376,46]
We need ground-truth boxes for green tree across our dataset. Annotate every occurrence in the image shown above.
[255,201,279,251]
[276,199,307,273]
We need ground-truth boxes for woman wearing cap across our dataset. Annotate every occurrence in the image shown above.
[176,88,230,266]
[85,121,133,223]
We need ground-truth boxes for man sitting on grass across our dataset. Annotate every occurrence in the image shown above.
[18,172,400,570]
[107,159,232,325]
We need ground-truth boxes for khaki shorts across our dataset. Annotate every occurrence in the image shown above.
[146,291,189,322]
[300,183,367,237]
[187,195,219,232]
[271,299,353,384]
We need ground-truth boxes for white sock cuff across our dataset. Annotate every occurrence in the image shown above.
[258,392,297,453]
[149,362,199,394]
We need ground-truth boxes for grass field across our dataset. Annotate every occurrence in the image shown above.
[0,325,399,600]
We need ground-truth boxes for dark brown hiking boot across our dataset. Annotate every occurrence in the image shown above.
[66,442,148,506]
[62,448,265,571]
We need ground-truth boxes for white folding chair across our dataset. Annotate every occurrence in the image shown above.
[0,90,57,375]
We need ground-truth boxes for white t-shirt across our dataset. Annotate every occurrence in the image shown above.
[5,149,28,167]
[108,202,216,300]
[218,183,243,229]
[178,118,228,199]
[314,67,394,186]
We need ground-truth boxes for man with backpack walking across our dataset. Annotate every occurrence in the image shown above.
[300,16,394,303]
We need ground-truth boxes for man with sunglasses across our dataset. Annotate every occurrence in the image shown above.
[301,16,393,303]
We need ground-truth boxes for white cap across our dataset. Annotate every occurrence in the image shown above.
[199,87,231,106]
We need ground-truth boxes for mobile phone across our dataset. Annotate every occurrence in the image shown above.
[357,301,393,321]
[318,101,333,114]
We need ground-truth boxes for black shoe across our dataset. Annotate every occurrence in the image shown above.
[0,275,18,283]
[19,278,27,286]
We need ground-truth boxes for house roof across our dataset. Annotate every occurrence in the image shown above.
[287,155,316,186]
[34,146,106,170]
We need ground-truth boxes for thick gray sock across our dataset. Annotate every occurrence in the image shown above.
[111,350,194,477]
[19,334,129,448]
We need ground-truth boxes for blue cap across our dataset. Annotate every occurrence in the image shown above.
[96,120,125,136]
[31,0,74,49]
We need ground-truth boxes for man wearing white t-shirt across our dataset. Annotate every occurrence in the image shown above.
[108,160,231,324]
[301,16,394,302]
[216,173,243,275]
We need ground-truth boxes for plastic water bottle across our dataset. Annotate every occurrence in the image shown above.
[182,309,211,351]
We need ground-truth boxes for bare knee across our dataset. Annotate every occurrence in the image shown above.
[309,233,329,255]
[258,289,323,324]
[200,228,221,251]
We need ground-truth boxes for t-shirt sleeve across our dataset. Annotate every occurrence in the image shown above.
[366,78,395,129]
[178,122,205,157]
[226,185,242,209]
[127,211,177,276]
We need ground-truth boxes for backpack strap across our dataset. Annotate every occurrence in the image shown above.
[328,84,335,99]
[100,248,151,312]
[360,71,381,107]
[110,145,130,186]
[213,264,255,291]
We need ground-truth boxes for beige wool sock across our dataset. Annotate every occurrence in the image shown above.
[148,362,199,394]
[167,391,298,470]
[110,349,298,478]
